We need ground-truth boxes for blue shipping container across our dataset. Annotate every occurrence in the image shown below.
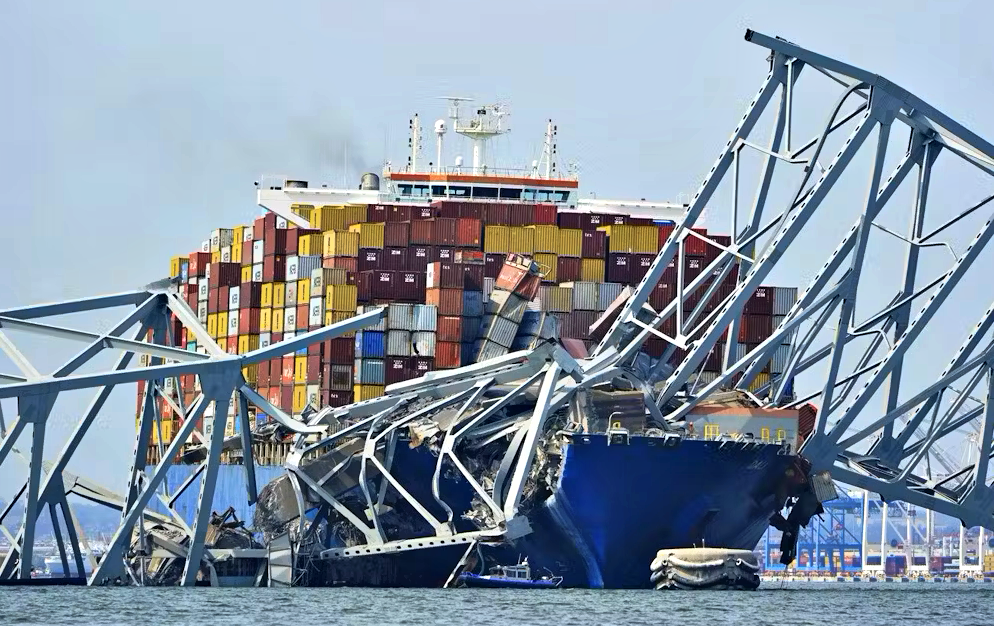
[463,290,484,318]
[355,330,386,359]
[354,358,386,385]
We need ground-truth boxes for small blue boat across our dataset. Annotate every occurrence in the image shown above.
[458,559,563,589]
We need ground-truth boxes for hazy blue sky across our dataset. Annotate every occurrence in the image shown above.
[1,0,993,502]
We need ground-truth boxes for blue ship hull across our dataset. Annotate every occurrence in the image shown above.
[149,434,793,589]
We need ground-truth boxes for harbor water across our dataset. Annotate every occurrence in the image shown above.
[1,584,991,626]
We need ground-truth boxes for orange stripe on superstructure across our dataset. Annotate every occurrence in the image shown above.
[389,172,579,189]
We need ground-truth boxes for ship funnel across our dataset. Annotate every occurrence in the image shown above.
[360,172,380,191]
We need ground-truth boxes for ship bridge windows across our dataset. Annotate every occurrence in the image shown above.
[432,185,447,196]
[399,184,431,197]
[447,186,470,197]
[499,187,522,200]
[472,186,498,199]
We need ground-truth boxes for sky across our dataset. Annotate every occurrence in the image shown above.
[1,0,993,506]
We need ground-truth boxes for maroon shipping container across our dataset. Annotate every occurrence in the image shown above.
[461,263,484,291]
[485,253,506,279]
[240,283,263,308]
[285,228,300,255]
[456,218,482,247]
[534,203,557,225]
[658,223,675,251]
[409,219,433,245]
[684,256,705,281]
[562,310,598,339]
[257,360,270,387]
[557,212,583,229]
[649,282,675,311]
[645,337,666,358]
[661,257,679,285]
[208,262,241,288]
[557,257,582,283]
[434,201,460,219]
[581,231,607,259]
[358,249,381,272]
[305,354,320,383]
[437,316,462,342]
[633,253,654,283]
[458,202,483,220]
[581,213,607,231]
[382,247,409,271]
[323,256,358,272]
[324,390,354,407]
[606,253,632,284]
[435,341,463,369]
[239,308,261,335]
[455,249,484,265]
[409,356,434,377]
[606,213,628,225]
[356,272,372,302]
[426,288,464,316]
[685,228,709,256]
[367,204,387,223]
[263,229,288,256]
[262,256,286,283]
[386,204,412,223]
[218,286,229,312]
[270,332,283,344]
[427,262,462,289]
[484,203,511,226]
[385,356,411,385]
[707,234,732,262]
[703,344,725,372]
[395,271,426,302]
[407,245,430,269]
[186,289,197,309]
[371,270,395,299]
[384,222,410,248]
[308,341,322,357]
[433,218,459,246]
[744,286,774,315]
[739,314,773,344]
[240,240,253,267]
[432,247,455,263]
[254,213,276,240]
[509,203,533,227]
[327,337,354,364]
[280,386,293,413]
[208,288,220,314]
[411,205,434,220]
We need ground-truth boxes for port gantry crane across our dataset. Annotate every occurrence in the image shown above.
[1,29,993,585]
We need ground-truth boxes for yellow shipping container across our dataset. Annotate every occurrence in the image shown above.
[261,283,274,308]
[169,256,188,278]
[207,314,219,338]
[323,230,360,257]
[298,233,322,257]
[294,356,307,384]
[557,229,583,257]
[241,364,258,384]
[542,286,573,313]
[349,223,385,249]
[292,385,308,414]
[354,384,385,402]
[484,225,511,254]
[211,250,221,263]
[297,278,311,302]
[344,204,368,227]
[231,240,242,264]
[326,284,358,312]
[310,205,346,232]
[241,266,252,283]
[534,253,558,282]
[748,372,771,393]
[260,308,272,333]
[272,308,284,333]
[529,225,559,254]
[232,225,245,245]
[238,335,260,355]
[151,418,175,445]
[291,203,314,222]
[273,283,286,309]
[600,224,659,254]
[580,258,605,282]
[217,312,228,340]
[510,227,534,255]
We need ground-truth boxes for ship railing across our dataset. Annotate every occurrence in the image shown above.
[392,164,579,181]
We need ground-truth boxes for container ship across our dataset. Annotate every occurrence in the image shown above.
[144,100,817,588]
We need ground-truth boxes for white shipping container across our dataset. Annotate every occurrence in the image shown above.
[482,314,519,349]
[732,342,748,363]
[252,263,263,283]
[285,282,298,307]
[696,371,719,387]
[227,310,239,337]
[483,277,495,298]
[221,245,231,263]
[258,332,271,349]
[244,227,254,242]
[772,315,796,345]
[771,344,791,374]
[387,303,415,331]
[571,281,599,311]
[412,304,437,332]
[228,288,240,310]
[309,296,325,327]
[356,305,387,332]
[412,331,436,357]
[276,217,288,229]
[306,384,320,409]
[386,330,412,357]
[197,302,208,323]
[476,339,508,362]
[597,283,625,312]
[200,240,210,253]
[204,262,212,280]
[772,286,798,316]
[284,307,296,333]
[298,255,322,281]
[286,255,300,282]
[284,330,296,341]
[486,290,529,324]
[252,240,265,265]
[198,282,209,301]
[211,228,235,251]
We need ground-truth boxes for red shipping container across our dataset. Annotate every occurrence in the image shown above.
[556,257,582,283]
[297,303,309,329]
[306,354,321,383]
[409,245,431,269]
[606,253,632,284]
[744,286,774,315]
[458,202,483,220]
[432,246,455,263]
[686,228,709,256]
[384,222,410,247]
[658,223,676,250]
[240,240,254,267]
[434,201,460,219]
[435,341,463,369]
[240,283,264,309]
[534,203,557,225]
[633,253,655,283]
[383,247,410,271]
[484,203,511,226]
[409,356,434,377]
[324,256,358,272]
[188,251,211,277]
[208,262,241,288]
[263,230,288,256]
[385,356,411,384]
[455,249,484,265]
[558,212,582,229]
[280,386,293,412]
[185,288,198,309]
[257,361,270,387]
[367,204,387,222]
[411,205,434,220]
[239,308,261,335]
[509,203,534,226]
[739,314,773,344]
[395,271,426,302]
[208,288,220,314]
[433,218,459,246]
[308,340,322,356]
[437,316,462,342]
[461,263,484,291]
[262,255,286,282]
[485,253,505,279]
[281,356,295,382]
[327,337,355,364]
[455,218,482,247]
[218,286,229,311]
[386,204,411,222]
[285,228,300,255]
[410,219,434,245]
[426,288,464,316]
[427,262,462,289]
[270,331,283,344]
[581,231,606,258]
[226,336,238,355]
[581,213,606,231]
[358,249,381,272]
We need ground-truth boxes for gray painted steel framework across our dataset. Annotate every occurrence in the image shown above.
[3,30,994,585]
